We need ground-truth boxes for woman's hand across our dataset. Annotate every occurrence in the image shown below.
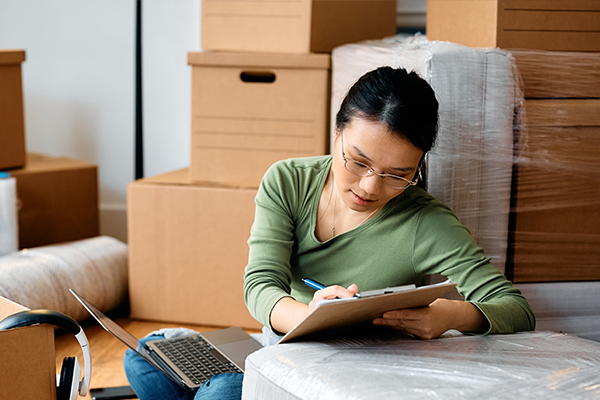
[308,284,358,313]
[270,284,359,335]
[372,298,489,340]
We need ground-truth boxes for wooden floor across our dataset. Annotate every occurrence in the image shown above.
[54,313,260,399]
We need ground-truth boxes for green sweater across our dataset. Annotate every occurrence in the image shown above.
[244,155,535,334]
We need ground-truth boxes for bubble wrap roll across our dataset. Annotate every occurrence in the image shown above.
[0,236,128,321]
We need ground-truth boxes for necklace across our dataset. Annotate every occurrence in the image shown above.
[318,171,335,223]
[331,178,382,239]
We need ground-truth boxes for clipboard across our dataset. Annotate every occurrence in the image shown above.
[278,280,458,343]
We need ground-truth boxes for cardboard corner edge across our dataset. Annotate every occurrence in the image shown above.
[0,295,29,320]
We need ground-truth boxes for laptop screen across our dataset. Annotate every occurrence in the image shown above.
[69,288,163,369]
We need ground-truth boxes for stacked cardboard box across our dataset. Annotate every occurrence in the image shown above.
[187,51,330,188]
[425,1,600,340]
[508,50,600,283]
[426,0,600,52]
[0,50,99,249]
[10,153,99,249]
[425,1,600,284]
[128,1,398,328]
[0,50,26,170]
[201,0,397,54]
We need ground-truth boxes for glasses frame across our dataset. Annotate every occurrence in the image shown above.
[340,132,420,190]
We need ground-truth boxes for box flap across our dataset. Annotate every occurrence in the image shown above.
[0,49,26,65]
[131,168,258,190]
[10,153,97,175]
[0,296,29,320]
[188,51,330,70]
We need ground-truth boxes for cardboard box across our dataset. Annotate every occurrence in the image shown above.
[201,0,397,54]
[10,153,99,248]
[0,49,26,170]
[188,51,330,188]
[510,99,600,282]
[427,0,600,52]
[510,50,600,99]
[0,296,56,400]
[128,168,261,330]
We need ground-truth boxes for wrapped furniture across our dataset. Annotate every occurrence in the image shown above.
[242,331,600,400]
[331,35,518,275]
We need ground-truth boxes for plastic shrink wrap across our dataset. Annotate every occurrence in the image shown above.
[0,172,18,256]
[507,49,600,283]
[509,49,600,342]
[331,35,519,276]
[330,36,600,341]
[331,36,600,283]
[242,331,600,400]
[0,236,128,321]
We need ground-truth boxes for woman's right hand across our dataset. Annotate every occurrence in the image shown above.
[270,284,359,334]
[308,284,359,313]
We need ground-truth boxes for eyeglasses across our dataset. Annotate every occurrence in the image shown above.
[340,132,419,190]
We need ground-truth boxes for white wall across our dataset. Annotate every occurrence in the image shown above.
[1,0,421,244]
[0,0,200,243]
[397,0,427,29]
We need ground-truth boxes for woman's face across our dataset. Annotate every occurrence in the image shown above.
[332,117,424,213]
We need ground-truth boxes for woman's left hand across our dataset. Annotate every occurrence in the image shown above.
[372,298,489,340]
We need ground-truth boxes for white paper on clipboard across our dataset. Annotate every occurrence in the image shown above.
[278,280,458,344]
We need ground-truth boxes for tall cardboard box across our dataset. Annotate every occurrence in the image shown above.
[188,51,330,188]
[0,49,26,170]
[510,99,600,282]
[201,0,397,54]
[128,168,261,330]
[10,153,99,248]
[0,296,56,400]
[427,0,600,52]
[508,50,600,282]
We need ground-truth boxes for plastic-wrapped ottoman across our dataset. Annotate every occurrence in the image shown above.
[241,331,600,399]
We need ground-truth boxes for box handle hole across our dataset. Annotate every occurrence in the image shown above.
[240,71,276,83]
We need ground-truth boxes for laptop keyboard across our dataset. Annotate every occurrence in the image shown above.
[153,335,242,385]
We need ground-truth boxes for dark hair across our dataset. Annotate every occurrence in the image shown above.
[335,66,439,154]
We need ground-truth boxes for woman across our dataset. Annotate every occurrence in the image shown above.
[245,66,534,339]
[124,66,535,400]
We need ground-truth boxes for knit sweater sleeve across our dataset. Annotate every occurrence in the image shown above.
[243,161,298,330]
[411,199,536,334]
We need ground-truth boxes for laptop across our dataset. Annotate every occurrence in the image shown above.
[70,289,263,390]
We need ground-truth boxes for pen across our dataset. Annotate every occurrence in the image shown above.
[302,277,360,298]
[301,277,326,291]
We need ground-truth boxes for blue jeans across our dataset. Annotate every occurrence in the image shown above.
[123,335,243,400]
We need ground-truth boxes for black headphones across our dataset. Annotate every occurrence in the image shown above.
[0,309,91,400]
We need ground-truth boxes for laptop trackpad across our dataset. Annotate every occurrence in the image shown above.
[217,340,260,367]
[202,327,263,369]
